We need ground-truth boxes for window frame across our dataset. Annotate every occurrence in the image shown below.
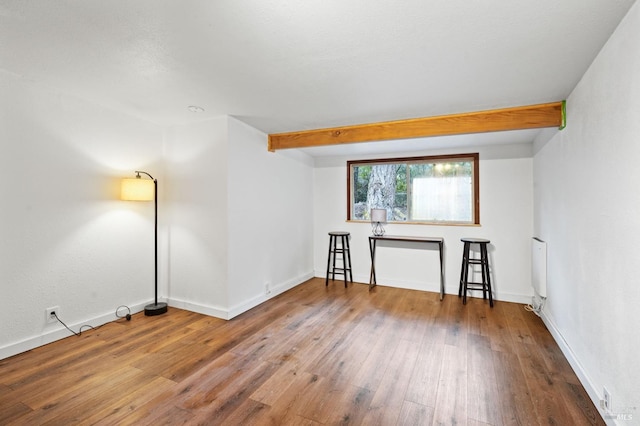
[347,153,480,225]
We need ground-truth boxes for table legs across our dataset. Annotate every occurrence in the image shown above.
[369,237,444,300]
[439,241,444,301]
[368,238,377,290]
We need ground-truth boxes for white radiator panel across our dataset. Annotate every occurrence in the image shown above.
[532,237,547,298]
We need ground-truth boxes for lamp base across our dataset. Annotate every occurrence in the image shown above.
[144,302,168,316]
[372,222,386,236]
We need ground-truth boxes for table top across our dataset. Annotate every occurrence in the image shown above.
[369,234,443,244]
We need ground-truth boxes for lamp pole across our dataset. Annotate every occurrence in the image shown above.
[135,171,167,316]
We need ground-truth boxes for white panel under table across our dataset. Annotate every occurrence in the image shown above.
[368,235,445,300]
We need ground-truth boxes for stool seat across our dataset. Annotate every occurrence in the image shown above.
[459,238,493,307]
[461,237,490,244]
[326,232,353,287]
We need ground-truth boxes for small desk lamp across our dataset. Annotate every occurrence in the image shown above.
[121,171,168,316]
[371,208,387,236]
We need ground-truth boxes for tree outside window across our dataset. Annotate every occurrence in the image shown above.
[348,153,479,225]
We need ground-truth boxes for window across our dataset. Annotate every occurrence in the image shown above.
[348,153,479,225]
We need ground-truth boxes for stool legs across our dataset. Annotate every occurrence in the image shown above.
[326,233,352,287]
[325,235,335,286]
[458,241,493,307]
[331,236,339,281]
[342,234,353,284]
[459,241,470,298]
[481,243,493,306]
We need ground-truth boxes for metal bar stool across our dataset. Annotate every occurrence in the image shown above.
[458,238,493,307]
[325,232,353,287]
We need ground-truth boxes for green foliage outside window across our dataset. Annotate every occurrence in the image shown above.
[348,154,479,225]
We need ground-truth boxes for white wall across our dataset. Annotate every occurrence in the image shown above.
[164,117,230,317]
[0,71,165,359]
[165,116,315,319]
[533,2,640,422]
[313,145,534,303]
[227,117,315,316]
[0,73,315,357]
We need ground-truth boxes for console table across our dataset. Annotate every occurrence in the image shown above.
[368,235,445,300]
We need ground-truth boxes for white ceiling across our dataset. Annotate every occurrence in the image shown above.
[0,0,636,156]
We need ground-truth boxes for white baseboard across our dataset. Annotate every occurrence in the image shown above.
[0,301,150,361]
[540,310,612,425]
[168,298,230,319]
[227,272,314,319]
[315,270,533,304]
[1,272,316,361]
[1,272,315,361]
[168,272,315,320]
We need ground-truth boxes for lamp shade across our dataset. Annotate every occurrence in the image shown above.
[371,208,387,223]
[121,178,154,201]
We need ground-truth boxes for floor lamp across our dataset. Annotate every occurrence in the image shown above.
[121,171,168,316]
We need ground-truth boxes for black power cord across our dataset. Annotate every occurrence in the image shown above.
[52,312,96,336]
[53,305,132,337]
[115,305,132,321]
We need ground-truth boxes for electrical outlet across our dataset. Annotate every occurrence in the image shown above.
[602,387,611,412]
[265,281,272,295]
[45,306,60,324]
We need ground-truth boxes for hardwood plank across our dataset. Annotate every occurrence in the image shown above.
[256,370,327,423]
[268,102,564,151]
[186,360,280,424]
[304,322,375,389]
[397,400,434,426]
[164,351,246,410]
[432,344,468,424]
[559,381,606,425]
[251,367,318,408]
[221,398,271,425]
[466,294,490,337]
[17,359,135,409]
[128,403,195,425]
[0,402,31,425]
[526,311,583,385]
[302,300,375,385]
[131,339,229,382]
[0,383,22,410]
[442,294,469,348]
[502,301,537,345]
[483,301,516,353]
[404,326,447,405]
[291,374,336,423]
[466,333,501,426]
[323,384,375,425]
[361,338,421,425]
[183,314,226,331]
[467,419,494,426]
[0,334,107,388]
[351,316,411,391]
[513,340,589,425]
[382,289,434,345]
[15,366,149,424]
[88,376,177,425]
[43,368,160,425]
[493,350,540,425]
[0,277,604,425]
[250,296,369,397]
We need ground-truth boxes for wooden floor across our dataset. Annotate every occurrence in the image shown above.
[0,278,603,425]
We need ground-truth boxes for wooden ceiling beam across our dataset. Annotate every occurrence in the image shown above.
[268,101,565,151]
